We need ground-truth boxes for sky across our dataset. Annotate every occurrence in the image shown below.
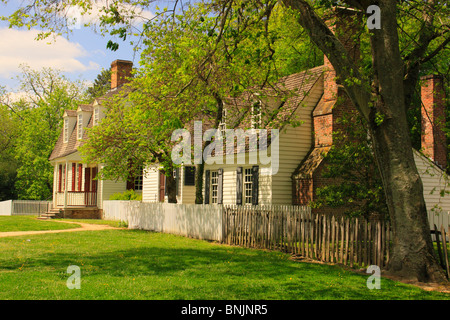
[0,1,160,96]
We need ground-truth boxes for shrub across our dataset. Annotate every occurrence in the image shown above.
[109,189,142,201]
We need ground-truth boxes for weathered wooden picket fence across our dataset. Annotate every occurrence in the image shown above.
[222,205,391,269]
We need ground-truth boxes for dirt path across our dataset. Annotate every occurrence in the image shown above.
[0,220,121,238]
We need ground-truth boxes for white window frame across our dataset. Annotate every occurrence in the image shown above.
[93,108,99,126]
[77,114,83,140]
[244,168,253,205]
[134,173,143,191]
[251,101,262,129]
[210,171,219,204]
[64,118,69,143]
[218,108,227,138]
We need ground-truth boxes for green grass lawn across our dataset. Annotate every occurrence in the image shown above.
[0,216,80,232]
[0,221,449,300]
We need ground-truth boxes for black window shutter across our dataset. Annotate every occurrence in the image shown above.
[184,166,196,186]
[175,168,180,196]
[236,167,243,205]
[204,170,210,204]
[217,168,223,204]
[252,166,259,205]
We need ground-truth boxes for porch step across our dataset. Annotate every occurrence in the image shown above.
[38,208,61,220]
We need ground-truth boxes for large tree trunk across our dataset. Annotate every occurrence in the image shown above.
[367,1,445,281]
[281,0,446,282]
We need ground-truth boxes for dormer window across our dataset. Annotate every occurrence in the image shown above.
[77,114,83,139]
[218,108,227,138]
[251,101,262,129]
[63,119,69,143]
[93,108,99,126]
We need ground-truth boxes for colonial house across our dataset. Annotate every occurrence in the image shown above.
[47,60,140,218]
[141,8,449,220]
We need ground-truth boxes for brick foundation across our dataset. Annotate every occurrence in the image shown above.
[56,208,102,219]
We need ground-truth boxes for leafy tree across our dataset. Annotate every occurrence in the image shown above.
[0,66,89,200]
[81,2,306,203]
[313,112,388,219]
[86,68,111,99]
[4,0,449,282]
[0,99,18,200]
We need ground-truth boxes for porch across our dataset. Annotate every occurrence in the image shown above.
[55,191,98,208]
[53,161,99,210]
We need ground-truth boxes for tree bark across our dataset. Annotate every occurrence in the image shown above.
[281,0,446,282]
[367,1,445,281]
[164,166,178,203]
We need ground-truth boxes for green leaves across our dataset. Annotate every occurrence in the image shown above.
[0,66,89,200]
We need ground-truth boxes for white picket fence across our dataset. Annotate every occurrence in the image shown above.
[428,210,450,232]
[0,200,52,216]
[102,201,223,241]
[103,200,450,237]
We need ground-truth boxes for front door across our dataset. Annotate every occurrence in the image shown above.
[84,167,98,206]
[159,171,166,202]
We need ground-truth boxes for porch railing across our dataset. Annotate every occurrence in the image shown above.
[56,191,97,207]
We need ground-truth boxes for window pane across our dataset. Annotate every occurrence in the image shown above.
[244,168,252,204]
[211,171,218,204]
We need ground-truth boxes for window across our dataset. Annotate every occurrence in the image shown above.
[134,173,143,191]
[218,108,227,138]
[210,171,219,204]
[184,166,196,186]
[251,101,262,129]
[64,119,69,143]
[93,108,99,126]
[77,114,83,139]
[244,168,253,204]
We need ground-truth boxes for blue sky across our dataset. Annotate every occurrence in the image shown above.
[0,1,159,95]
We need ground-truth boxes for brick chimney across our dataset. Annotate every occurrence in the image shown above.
[313,7,361,147]
[111,60,133,90]
[421,74,447,169]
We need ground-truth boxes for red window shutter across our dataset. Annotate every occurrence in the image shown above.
[78,164,82,191]
[85,168,90,192]
[72,163,76,191]
[92,167,98,192]
[58,165,62,192]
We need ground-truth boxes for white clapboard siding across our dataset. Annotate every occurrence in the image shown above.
[98,167,127,209]
[142,164,160,203]
[414,149,450,230]
[271,77,323,205]
[204,152,272,205]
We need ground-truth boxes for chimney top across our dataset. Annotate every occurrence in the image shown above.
[111,59,133,90]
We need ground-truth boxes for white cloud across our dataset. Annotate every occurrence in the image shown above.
[0,28,99,78]
[65,1,154,29]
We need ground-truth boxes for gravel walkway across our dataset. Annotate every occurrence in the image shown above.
[0,221,120,238]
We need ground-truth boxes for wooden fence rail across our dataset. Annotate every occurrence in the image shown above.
[222,205,391,269]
